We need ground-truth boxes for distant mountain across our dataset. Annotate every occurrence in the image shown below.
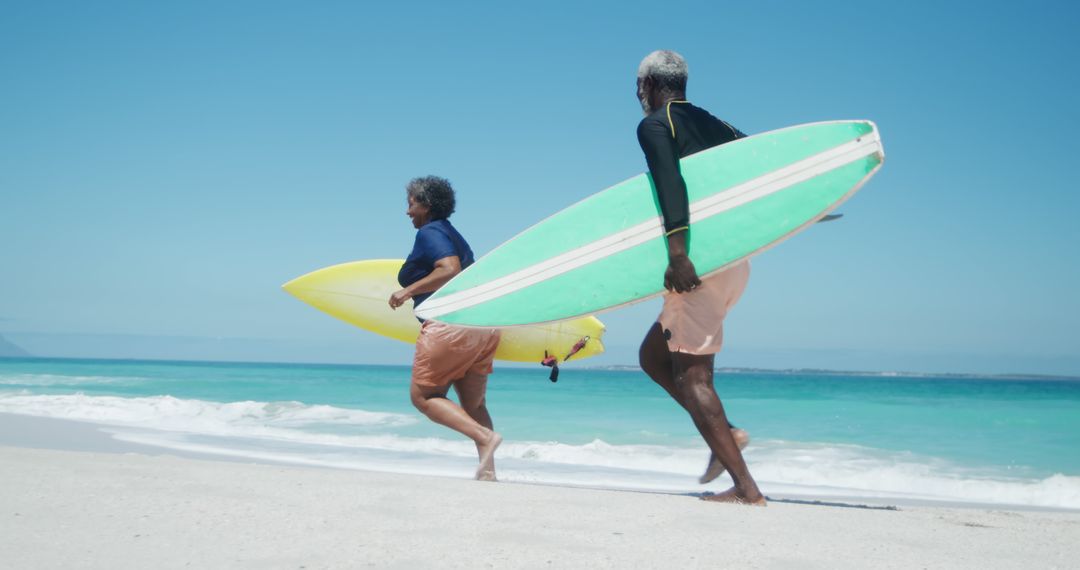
[0,334,31,357]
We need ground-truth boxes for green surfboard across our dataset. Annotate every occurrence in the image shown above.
[416,120,885,327]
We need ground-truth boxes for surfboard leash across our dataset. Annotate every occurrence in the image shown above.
[540,336,591,382]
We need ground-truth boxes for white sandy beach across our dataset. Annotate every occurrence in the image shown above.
[1,415,1078,569]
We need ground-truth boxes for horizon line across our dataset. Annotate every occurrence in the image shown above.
[1,354,1078,382]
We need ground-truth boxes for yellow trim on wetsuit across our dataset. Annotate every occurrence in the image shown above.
[665,100,692,138]
[719,118,741,140]
[664,101,693,235]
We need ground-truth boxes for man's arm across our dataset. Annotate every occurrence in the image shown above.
[637,118,701,293]
[637,118,689,234]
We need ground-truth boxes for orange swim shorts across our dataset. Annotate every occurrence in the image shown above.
[411,320,501,389]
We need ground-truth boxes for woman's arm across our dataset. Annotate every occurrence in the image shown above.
[388,255,461,309]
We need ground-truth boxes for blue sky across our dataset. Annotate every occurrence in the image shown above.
[2,1,1078,374]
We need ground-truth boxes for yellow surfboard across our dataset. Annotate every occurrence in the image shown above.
[282,259,605,363]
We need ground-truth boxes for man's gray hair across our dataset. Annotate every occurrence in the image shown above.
[637,50,688,92]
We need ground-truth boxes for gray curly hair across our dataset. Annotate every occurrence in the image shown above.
[406,175,456,220]
[637,50,688,93]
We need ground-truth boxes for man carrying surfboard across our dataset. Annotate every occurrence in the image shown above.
[635,50,765,506]
[388,176,503,481]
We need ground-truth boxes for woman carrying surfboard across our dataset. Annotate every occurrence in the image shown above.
[635,50,765,506]
[388,176,503,481]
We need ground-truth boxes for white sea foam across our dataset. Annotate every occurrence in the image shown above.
[503,439,704,474]
[107,429,1080,510]
[3,392,1078,510]
[747,441,1080,509]
[0,373,148,386]
[0,393,417,435]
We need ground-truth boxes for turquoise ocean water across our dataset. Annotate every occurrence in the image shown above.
[1,357,1078,509]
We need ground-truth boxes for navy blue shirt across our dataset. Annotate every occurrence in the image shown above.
[398,219,475,309]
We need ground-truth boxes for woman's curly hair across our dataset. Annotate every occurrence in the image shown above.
[406,176,456,220]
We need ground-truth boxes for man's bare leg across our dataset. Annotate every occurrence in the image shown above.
[411,382,501,481]
[639,323,683,403]
[640,323,748,485]
[452,374,500,481]
[670,352,765,505]
[699,428,749,484]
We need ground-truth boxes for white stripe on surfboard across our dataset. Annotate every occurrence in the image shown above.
[417,130,883,320]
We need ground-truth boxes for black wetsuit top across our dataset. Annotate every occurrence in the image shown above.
[636,101,746,234]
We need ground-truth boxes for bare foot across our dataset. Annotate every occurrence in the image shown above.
[474,431,502,481]
[699,428,750,484]
[700,486,767,506]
